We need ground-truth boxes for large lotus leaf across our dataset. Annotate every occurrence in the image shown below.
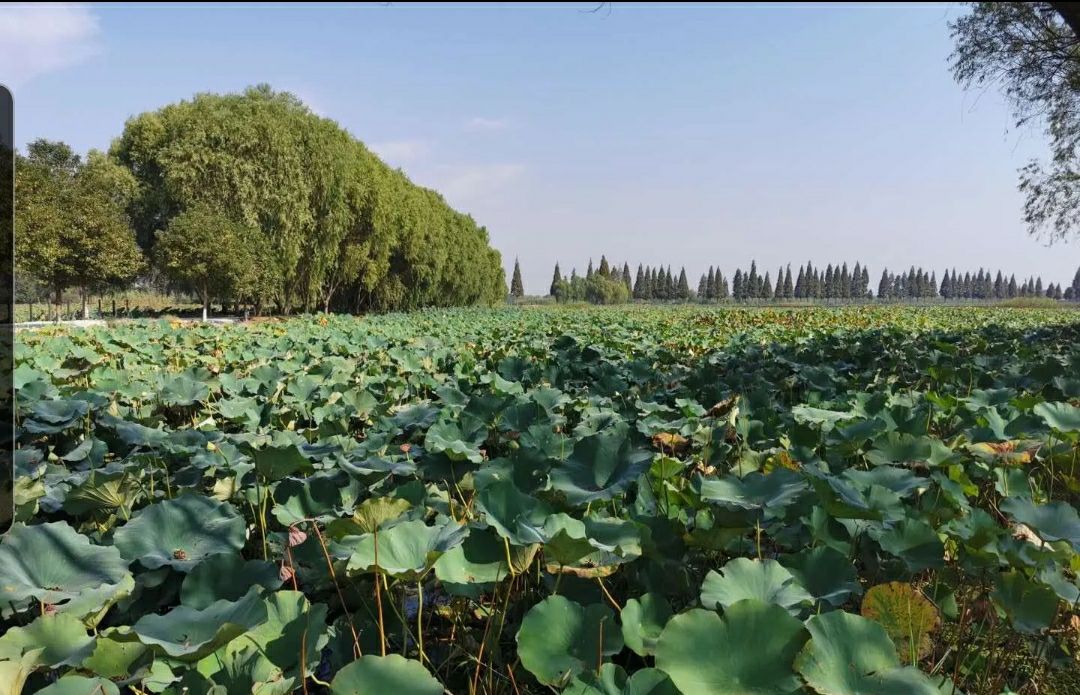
[253,444,314,479]
[433,526,511,597]
[780,546,862,607]
[700,558,813,615]
[160,373,210,406]
[196,590,328,690]
[474,476,552,545]
[542,514,596,567]
[1000,497,1080,552]
[0,649,45,695]
[344,519,466,578]
[565,664,679,695]
[80,630,149,679]
[990,570,1059,634]
[62,469,141,517]
[180,554,282,609]
[871,518,944,572]
[126,587,268,660]
[0,522,133,619]
[697,468,807,515]
[424,418,486,463]
[794,611,941,695]
[114,495,247,571]
[621,593,673,657]
[272,474,352,526]
[860,583,939,661]
[98,414,169,448]
[843,466,925,497]
[216,396,263,429]
[35,676,121,695]
[550,424,653,505]
[23,399,90,434]
[350,497,413,534]
[1033,401,1080,433]
[655,600,806,695]
[517,596,624,686]
[329,654,442,695]
[865,433,933,466]
[0,613,94,667]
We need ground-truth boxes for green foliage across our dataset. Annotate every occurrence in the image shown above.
[154,206,262,318]
[111,85,505,312]
[15,140,144,316]
[8,305,1080,693]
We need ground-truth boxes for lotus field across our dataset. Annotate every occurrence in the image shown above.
[6,306,1080,694]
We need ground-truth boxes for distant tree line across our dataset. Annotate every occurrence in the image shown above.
[543,258,1080,304]
[15,85,506,320]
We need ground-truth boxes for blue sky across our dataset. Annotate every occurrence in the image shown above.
[4,3,1077,293]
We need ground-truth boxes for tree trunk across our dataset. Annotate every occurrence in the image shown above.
[54,286,62,323]
[81,289,89,320]
[202,300,209,322]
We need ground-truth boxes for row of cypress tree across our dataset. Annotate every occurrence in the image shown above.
[541,259,1080,303]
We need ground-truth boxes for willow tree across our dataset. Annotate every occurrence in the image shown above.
[951,3,1080,241]
[113,85,505,314]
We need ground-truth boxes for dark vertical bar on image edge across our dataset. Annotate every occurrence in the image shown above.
[0,85,12,533]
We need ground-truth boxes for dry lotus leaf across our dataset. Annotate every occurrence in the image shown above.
[1012,523,1044,546]
[651,432,689,455]
[861,582,940,661]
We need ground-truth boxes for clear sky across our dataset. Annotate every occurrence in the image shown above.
[4,2,1078,294]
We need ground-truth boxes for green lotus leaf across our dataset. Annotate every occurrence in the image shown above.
[35,675,121,695]
[621,593,673,657]
[160,373,210,406]
[0,522,133,620]
[80,629,149,679]
[700,558,813,615]
[329,654,442,695]
[794,611,941,695]
[127,587,268,660]
[272,474,352,526]
[866,433,933,466]
[543,513,602,567]
[781,546,862,607]
[253,444,315,478]
[990,570,1059,634]
[792,406,851,429]
[424,418,486,463]
[23,399,90,434]
[1000,497,1080,552]
[98,414,169,448]
[565,664,679,695]
[655,600,806,695]
[697,468,807,514]
[196,590,328,691]
[0,613,94,667]
[550,423,654,505]
[114,495,247,571]
[180,553,282,609]
[216,396,263,428]
[474,477,552,545]
[344,519,466,578]
[871,518,944,572]
[433,526,511,597]
[1033,401,1080,433]
[517,595,624,686]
